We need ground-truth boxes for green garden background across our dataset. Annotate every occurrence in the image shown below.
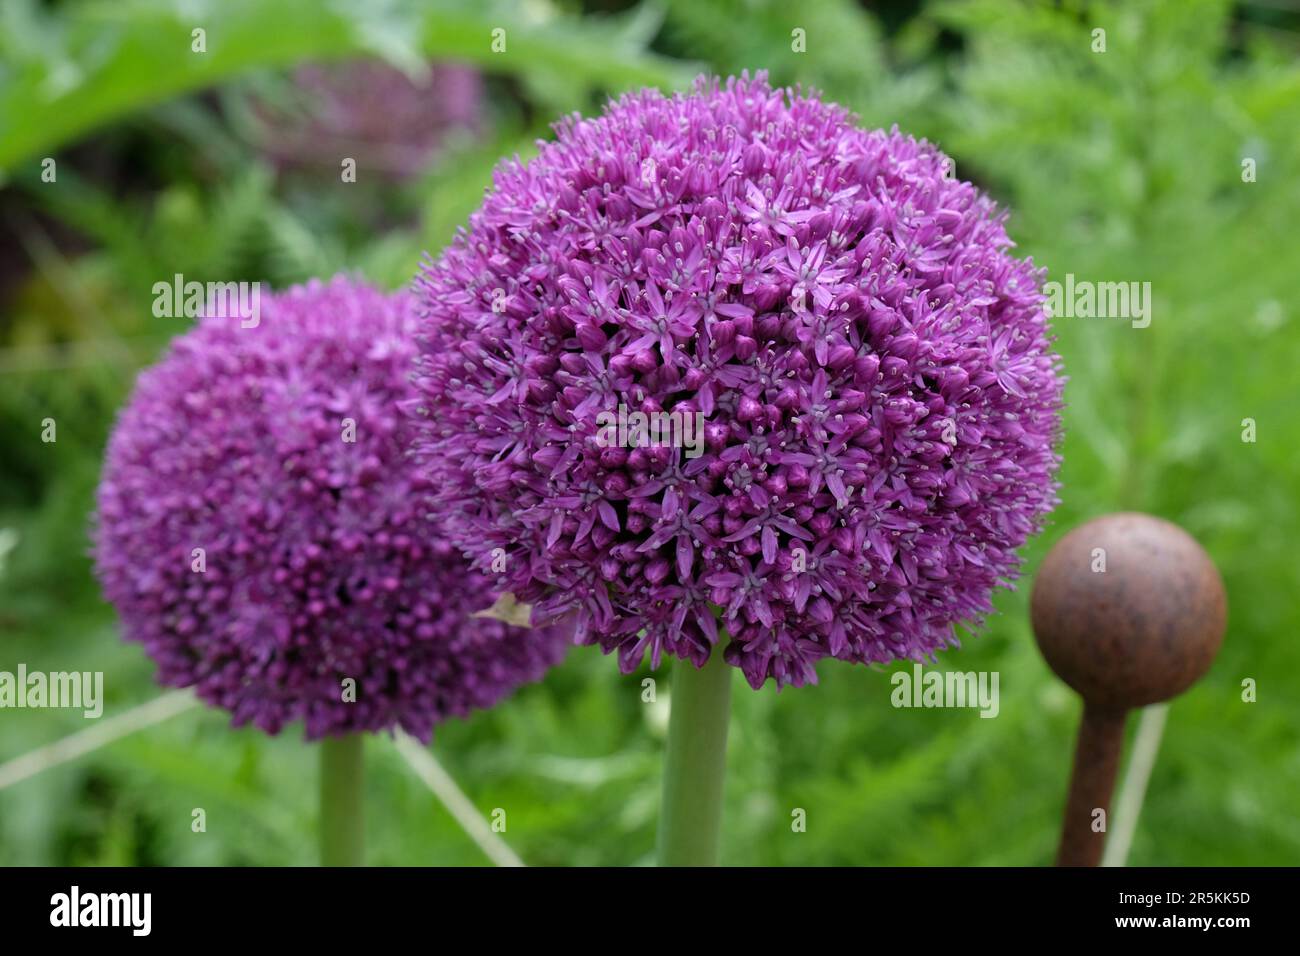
[1,0,1297,866]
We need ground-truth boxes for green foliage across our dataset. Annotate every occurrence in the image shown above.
[659,0,944,130]
[0,0,693,173]
[1,0,1297,866]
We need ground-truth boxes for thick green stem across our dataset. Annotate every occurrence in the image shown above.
[656,647,733,866]
[320,734,364,866]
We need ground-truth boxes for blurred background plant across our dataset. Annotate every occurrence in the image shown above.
[1,0,1297,866]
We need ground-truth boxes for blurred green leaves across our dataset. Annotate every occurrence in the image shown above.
[0,0,694,174]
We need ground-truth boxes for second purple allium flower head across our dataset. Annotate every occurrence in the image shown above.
[95,278,567,739]
[410,74,1063,689]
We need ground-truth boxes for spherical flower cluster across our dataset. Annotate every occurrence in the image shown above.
[255,61,483,179]
[95,278,567,739]
[410,74,1063,689]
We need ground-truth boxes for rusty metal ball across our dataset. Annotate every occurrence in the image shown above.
[1031,512,1227,711]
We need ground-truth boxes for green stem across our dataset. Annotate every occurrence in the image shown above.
[320,734,364,866]
[1101,703,1169,867]
[657,645,733,866]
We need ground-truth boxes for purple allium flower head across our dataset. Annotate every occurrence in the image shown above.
[410,74,1063,690]
[254,61,483,179]
[94,277,567,740]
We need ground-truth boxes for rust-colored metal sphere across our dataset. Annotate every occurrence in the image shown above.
[1031,512,1227,710]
